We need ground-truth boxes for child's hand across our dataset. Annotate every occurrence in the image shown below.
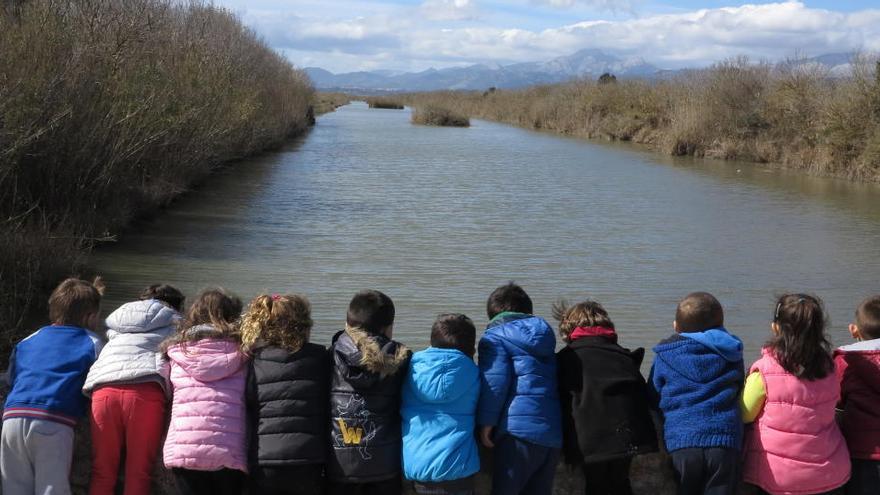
[480,426,495,448]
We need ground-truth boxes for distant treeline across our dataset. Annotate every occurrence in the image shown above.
[0,0,315,346]
[403,56,880,182]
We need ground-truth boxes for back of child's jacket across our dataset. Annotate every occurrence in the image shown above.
[402,347,480,482]
[477,313,562,449]
[163,329,248,473]
[83,299,178,396]
[650,328,744,452]
[4,325,102,426]
[557,336,658,464]
[328,326,411,483]
[835,339,880,461]
[247,342,330,467]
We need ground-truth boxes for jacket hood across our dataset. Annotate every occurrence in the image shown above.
[835,342,880,396]
[105,299,180,334]
[166,327,245,382]
[333,326,410,387]
[486,315,556,359]
[679,327,743,363]
[568,336,645,367]
[654,331,742,383]
[406,347,478,404]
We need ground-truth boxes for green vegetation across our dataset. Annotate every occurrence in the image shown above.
[411,105,470,127]
[0,0,315,347]
[367,97,405,110]
[404,56,880,181]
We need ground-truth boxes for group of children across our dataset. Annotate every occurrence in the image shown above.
[1,278,878,495]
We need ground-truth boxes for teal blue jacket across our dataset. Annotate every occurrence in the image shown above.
[401,347,480,482]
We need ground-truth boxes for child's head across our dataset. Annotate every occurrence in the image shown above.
[486,282,532,320]
[430,313,476,357]
[49,277,105,330]
[346,290,395,337]
[851,295,880,341]
[140,284,185,312]
[180,287,242,337]
[241,294,313,353]
[674,292,723,333]
[552,299,615,343]
[769,293,833,380]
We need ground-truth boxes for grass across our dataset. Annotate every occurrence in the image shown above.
[314,92,352,115]
[403,55,880,181]
[367,97,405,110]
[0,0,315,350]
[411,105,470,127]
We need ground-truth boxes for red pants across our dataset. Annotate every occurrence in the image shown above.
[89,382,167,495]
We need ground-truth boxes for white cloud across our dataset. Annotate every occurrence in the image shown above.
[229,1,880,73]
[531,0,637,13]
[421,0,480,21]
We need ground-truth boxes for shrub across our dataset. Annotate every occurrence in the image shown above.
[367,97,405,109]
[411,105,470,127]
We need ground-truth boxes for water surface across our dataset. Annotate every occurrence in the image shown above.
[91,102,880,364]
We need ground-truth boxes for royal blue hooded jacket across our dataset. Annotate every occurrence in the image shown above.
[649,327,745,452]
[477,313,562,449]
[401,347,480,482]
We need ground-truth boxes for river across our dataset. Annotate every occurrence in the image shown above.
[90,102,880,364]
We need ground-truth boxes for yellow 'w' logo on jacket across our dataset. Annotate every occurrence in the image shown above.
[337,419,364,445]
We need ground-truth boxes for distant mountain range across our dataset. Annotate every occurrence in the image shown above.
[304,49,859,93]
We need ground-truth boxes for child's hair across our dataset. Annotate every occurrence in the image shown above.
[430,313,476,357]
[163,288,242,352]
[240,294,313,353]
[346,290,395,335]
[769,293,833,380]
[140,284,185,312]
[552,299,615,341]
[486,282,532,319]
[49,277,105,328]
[675,292,724,332]
[855,295,880,340]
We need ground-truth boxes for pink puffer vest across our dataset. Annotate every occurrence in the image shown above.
[163,338,248,473]
[743,348,850,495]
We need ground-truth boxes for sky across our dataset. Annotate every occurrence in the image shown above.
[211,0,880,73]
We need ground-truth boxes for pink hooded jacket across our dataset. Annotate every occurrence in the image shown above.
[743,348,850,495]
[163,333,248,473]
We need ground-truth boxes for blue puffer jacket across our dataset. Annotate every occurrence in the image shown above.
[401,347,480,482]
[477,313,562,449]
[649,327,745,452]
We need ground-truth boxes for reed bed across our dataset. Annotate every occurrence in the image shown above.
[367,97,405,110]
[0,0,315,347]
[411,105,470,127]
[404,56,880,181]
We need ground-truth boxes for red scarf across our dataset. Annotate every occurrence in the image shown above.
[569,326,617,343]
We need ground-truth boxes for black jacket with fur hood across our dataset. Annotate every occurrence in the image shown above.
[327,326,411,483]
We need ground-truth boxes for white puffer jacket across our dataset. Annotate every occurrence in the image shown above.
[83,299,179,396]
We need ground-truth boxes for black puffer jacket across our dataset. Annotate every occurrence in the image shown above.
[327,327,411,483]
[246,342,330,467]
[557,336,658,464]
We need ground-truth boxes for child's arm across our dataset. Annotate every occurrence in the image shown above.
[476,334,513,446]
[740,371,766,424]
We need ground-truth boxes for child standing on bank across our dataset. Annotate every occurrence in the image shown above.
[477,282,562,495]
[83,284,185,495]
[402,314,481,495]
[162,288,248,495]
[555,300,658,495]
[1,277,105,495]
[742,294,850,494]
[835,295,880,494]
[241,293,330,495]
[649,292,744,495]
[327,290,411,495]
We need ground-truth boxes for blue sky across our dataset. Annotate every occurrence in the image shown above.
[213,1,880,73]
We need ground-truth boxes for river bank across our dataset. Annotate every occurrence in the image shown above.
[0,0,316,352]
[402,56,880,183]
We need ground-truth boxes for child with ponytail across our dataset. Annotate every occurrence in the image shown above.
[162,288,248,495]
[241,293,329,495]
[741,294,850,494]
